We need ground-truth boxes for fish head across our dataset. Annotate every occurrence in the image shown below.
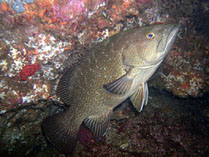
[122,24,180,69]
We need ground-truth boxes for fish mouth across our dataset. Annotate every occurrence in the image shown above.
[157,24,180,56]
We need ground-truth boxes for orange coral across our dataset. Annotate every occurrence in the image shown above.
[0,2,9,12]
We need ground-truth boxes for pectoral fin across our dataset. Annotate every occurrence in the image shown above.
[83,109,112,138]
[103,68,137,96]
[103,74,133,95]
[130,82,149,112]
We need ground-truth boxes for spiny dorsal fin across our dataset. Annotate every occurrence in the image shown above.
[56,66,77,104]
[83,109,113,138]
[56,50,90,105]
[130,82,149,112]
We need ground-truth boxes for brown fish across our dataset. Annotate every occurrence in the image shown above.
[42,24,179,154]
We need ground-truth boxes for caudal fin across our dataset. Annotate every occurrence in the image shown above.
[42,112,82,154]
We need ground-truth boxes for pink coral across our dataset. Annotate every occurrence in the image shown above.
[52,0,87,22]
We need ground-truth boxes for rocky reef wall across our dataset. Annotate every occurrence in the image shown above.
[0,0,209,156]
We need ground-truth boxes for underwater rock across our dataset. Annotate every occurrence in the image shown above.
[149,26,209,98]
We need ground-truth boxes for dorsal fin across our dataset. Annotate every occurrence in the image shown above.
[56,66,77,105]
[56,49,90,104]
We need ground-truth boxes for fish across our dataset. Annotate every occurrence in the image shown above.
[42,24,179,154]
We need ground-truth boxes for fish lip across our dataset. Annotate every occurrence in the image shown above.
[157,24,180,59]
[166,24,180,47]
[164,24,180,50]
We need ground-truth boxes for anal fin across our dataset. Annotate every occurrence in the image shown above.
[130,82,149,112]
[83,109,112,139]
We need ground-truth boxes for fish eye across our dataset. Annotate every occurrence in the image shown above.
[146,32,155,39]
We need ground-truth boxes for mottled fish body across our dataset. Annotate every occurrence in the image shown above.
[42,24,179,154]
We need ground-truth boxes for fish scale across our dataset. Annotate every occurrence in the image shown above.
[42,24,179,154]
